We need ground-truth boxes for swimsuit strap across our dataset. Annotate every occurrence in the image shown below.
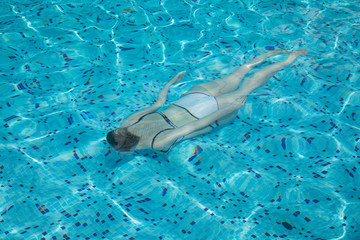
[127,112,156,127]
[152,128,184,153]
[151,112,180,152]
[157,111,177,128]
[151,128,173,152]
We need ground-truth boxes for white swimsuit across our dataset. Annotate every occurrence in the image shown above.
[173,92,218,119]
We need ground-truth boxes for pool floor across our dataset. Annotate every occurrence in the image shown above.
[1,0,360,239]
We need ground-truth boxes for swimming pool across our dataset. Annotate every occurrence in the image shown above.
[1,0,359,239]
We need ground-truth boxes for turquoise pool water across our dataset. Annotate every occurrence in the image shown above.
[1,0,360,239]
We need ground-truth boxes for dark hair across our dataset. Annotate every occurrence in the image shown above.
[117,128,140,151]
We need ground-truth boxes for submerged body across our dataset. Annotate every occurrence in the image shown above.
[107,49,307,152]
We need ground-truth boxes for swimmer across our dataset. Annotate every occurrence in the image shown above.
[107,49,307,152]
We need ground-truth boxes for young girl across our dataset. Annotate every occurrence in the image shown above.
[106,49,307,152]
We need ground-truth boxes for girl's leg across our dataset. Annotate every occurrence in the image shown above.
[216,49,307,108]
[185,49,289,97]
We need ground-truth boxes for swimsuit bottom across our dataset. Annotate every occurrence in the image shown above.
[173,92,219,119]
